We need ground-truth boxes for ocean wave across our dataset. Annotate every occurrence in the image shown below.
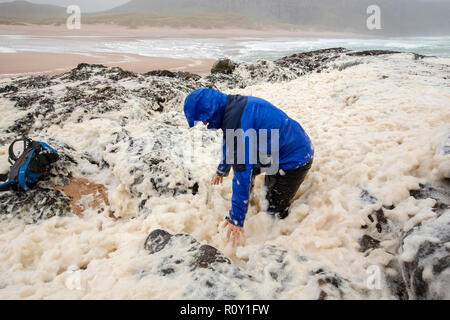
[0,47,16,53]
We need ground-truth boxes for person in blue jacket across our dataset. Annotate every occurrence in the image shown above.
[184,88,314,245]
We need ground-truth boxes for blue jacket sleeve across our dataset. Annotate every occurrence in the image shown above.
[227,109,256,227]
[217,138,231,177]
[228,164,253,227]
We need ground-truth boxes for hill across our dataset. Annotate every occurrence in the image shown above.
[107,0,450,35]
[0,0,66,19]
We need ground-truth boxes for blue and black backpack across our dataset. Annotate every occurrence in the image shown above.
[0,138,59,192]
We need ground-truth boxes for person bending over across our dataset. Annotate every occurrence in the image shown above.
[184,88,314,245]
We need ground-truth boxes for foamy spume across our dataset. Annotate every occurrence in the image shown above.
[0,53,449,299]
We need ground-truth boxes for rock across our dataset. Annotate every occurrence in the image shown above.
[144,229,173,254]
[381,182,450,299]
[211,58,236,75]
[143,229,252,299]
[142,229,365,299]
[409,183,450,216]
[385,260,410,300]
[274,48,348,76]
[398,210,450,299]
[311,268,354,300]
[144,70,202,81]
[0,187,72,224]
[145,229,232,272]
[0,84,18,94]
[347,50,401,57]
[193,245,231,269]
[360,189,378,204]
[359,235,381,252]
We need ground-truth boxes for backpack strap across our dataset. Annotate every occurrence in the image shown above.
[0,180,14,192]
[8,138,32,165]
[17,148,37,191]
[39,142,58,155]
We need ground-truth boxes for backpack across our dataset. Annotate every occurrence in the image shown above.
[0,138,59,192]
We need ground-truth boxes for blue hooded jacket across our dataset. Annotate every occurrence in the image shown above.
[184,88,314,227]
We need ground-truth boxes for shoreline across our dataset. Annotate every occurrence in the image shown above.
[0,24,365,79]
[0,23,365,38]
[0,51,215,79]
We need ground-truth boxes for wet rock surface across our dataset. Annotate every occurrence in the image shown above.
[143,229,364,299]
[359,182,450,299]
[0,188,71,223]
[143,229,252,299]
[397,182,450,299]
[399,210,450,299]
[211,58,237,75]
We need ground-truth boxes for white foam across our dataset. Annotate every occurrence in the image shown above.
[0,47,16,53]
[0,53,448,299]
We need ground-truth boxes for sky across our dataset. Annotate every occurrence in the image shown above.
[0,0,130,12]
[0,0,446,13]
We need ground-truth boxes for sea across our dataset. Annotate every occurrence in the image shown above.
[0,33,449,62]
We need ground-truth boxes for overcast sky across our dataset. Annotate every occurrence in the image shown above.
[0,0,446,13]
[0,0,130,12]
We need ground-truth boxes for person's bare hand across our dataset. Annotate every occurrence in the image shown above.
[211,174,223,185]
[226,220,245,247]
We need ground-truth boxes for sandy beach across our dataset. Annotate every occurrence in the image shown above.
[0,51,215,78]
[0,23,360,38]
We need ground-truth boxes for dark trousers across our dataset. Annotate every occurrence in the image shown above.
[252,159,313,219]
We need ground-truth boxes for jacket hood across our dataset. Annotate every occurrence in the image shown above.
[184,88,228,130]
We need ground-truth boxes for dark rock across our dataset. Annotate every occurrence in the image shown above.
[143,229,254,298]
[107,67,137,81]
[409,183,450,217]
[359,235,381,252]
[192,245,231,270]
[318,290,328,300]
[0,84,18,94]
[347,50,401,57]
[144,70,177,78]
[360,189,377,204]
[385,260,409,300]
[399,210,450,299]
[0,187,72,223]
[313,269,349,299]
[336,60,362,71]
[144,70,201,81]
[374,208,388,233]
[141,229,366,299]
[413,53,427,60]
[211,58,236,75]
[275,48,348,76]
[144,229,173,254]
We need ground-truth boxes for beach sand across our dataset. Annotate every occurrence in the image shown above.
[0,51,215,78]
[0,23,359,38]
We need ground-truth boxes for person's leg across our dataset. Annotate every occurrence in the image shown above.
[249,166,261,194]
[264,159,313,219]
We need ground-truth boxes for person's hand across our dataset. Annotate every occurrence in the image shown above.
[211,173,223,185]
[226,220,245,247]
